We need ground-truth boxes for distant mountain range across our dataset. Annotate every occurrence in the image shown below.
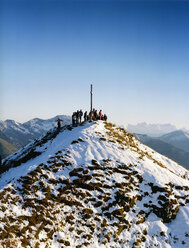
[160,130,189,153]
[0,115,71,158]
[135,133,189,170]
[127,122,189,169]
[127,122,178,137]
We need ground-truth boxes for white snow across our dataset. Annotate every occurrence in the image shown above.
[0,121,189,247]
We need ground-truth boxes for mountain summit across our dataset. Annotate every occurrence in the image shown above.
[0,121,189,248]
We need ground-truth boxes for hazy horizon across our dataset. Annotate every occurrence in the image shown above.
[0,114,188,132]
[1,0,189,129]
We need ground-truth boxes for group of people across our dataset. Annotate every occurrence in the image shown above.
[72,109,107,126]
[72,110,84,125]
[89,109,107,122]
[56,109,108,129]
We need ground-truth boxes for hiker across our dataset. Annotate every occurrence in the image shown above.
[57,118,62,129]
[104,114,107,121]
[84,111,87,122]
[76,110,80,125]
[89,110,94,122]
[94,109,98,121]
[99,110,102,120]
[72,112,77,126]
[79,109,83,123]
[92,108,95,120]
[72,112,74,125]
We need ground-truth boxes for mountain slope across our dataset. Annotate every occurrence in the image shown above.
[160,130,189,153]
[0,130,21,149]
[136,134,189,170]
[0,121,189,248]
[0,138,18,159]
[0,115,71,158]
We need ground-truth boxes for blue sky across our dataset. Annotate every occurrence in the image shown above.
[1,0,189,129]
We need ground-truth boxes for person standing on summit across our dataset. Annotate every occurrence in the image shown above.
[99,110,102,120]
[84,111,87,122]
[72,112,77,126]
[79,110,83,123]
[57,118,62,129]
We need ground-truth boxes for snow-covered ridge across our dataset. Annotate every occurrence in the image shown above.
[0,121,189,248]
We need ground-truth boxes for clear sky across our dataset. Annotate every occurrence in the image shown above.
[1,0,189,129]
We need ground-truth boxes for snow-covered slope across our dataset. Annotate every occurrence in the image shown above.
[0,121,189,248]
